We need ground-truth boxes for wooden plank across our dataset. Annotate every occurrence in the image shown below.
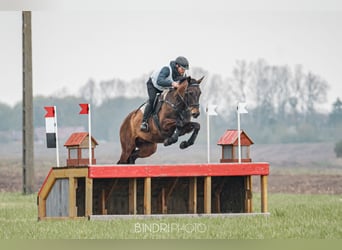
[38,170,56,200]
[245,176,253,213]
[204,176,211,214]
[160,188,167,214]
[85,177,93,217]
[46,178,69,217]
[261,175,268,213]
[53,167,88,179]
[166,178,178,199]
[37,196,46,219]
[128,178,137,215]
[38,168,54,196]
[144,177,151,215]
[89,162,269,178]
[68,177,77,217]
[215,192,220,213]
[105,179,119,202]
[100,189,107,215]
[214,178,225,213]
[90,212,270,220]
[188,177,197,213]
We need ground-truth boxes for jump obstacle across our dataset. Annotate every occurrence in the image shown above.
[37,163,269,219]
[37,130,270,220]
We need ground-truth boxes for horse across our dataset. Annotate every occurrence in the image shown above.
[117,76,204,164]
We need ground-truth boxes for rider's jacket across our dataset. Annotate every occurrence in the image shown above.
[150,61,185,91]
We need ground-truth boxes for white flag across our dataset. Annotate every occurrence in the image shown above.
[206,105,218,116]
[237,102,248,114]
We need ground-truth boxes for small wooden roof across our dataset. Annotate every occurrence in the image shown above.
[217,129,254,146]
[64,132,98,147]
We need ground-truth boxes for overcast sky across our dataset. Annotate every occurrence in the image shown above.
[1,0,342,111]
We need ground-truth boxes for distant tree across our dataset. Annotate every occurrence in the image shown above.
[304,72,329,114]
[334,140,342,158]
[79,78,98,106]
[0,102,12,130]
[230,60,250,102]
[329,97,342,125]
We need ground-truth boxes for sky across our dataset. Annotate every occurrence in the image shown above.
[1,0,342,112]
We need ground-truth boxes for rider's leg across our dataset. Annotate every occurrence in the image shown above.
[140,102,152,132]
[141,79,157,132]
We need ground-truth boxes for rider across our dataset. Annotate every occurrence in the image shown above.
[140,56,189,132]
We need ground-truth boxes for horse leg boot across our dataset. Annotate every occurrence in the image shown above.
[164,127,180,146]
[140,103,152,132]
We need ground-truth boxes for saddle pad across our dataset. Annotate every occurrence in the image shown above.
[140,103,147,113]
[140,88,170,114]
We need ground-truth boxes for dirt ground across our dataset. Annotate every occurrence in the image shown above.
[1,142,342,194]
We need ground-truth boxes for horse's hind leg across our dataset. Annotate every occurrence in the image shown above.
[138,142,157,158]
[125,142,157,164]
[117,136,136,164]
[117,148,134,164]
[180,122,200,149]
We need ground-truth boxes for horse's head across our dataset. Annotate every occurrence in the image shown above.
[178,76,203,118]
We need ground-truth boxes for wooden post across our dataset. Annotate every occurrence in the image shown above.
[245,176,253,213]
[189,177,197,213]
[129,178,137,214]
[68,177,77,217]
[261,175,268,213]
[22,11,35,194]
[204,176,211,213]
[144,177,151,215]
[160,188,167,214]
[215,192,220,213]
[100,189,107,215]
[85,177,93,217]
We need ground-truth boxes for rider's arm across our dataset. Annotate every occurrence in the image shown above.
[156,67,173,87]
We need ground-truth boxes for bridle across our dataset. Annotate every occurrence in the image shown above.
[164,81,200,115]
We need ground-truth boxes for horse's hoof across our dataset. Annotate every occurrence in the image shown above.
[180,141,188,149]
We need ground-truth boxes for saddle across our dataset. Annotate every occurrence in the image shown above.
[139,89,172,131]
[151,90,170,131]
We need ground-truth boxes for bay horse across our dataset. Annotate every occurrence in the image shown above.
[117,76,204,164]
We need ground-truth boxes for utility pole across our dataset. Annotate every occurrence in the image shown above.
[22,11,35,194]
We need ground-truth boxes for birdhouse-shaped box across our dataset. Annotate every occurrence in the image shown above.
[217,130,254,163]
[64,132,98,167]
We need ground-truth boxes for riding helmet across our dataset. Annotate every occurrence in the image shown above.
[175,56,189,70]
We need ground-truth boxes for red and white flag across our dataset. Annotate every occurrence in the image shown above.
[44,106,57,148]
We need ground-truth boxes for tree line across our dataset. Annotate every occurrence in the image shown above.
[1,59,341,144]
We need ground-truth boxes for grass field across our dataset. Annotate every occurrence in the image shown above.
[0,192,341,239]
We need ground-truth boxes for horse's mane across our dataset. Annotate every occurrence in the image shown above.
[178,76,191,84]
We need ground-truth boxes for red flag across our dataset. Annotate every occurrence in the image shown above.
[44,106,55,117]
[79,103,89,114]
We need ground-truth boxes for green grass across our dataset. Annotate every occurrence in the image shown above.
[0,192,341,239]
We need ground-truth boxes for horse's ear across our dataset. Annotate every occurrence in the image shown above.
[197,76,205,84]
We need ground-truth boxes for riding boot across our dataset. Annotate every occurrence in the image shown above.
[140,103,152,132]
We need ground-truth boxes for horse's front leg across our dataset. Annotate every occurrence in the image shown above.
[163,127,180,146]
[179,122,200,149]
